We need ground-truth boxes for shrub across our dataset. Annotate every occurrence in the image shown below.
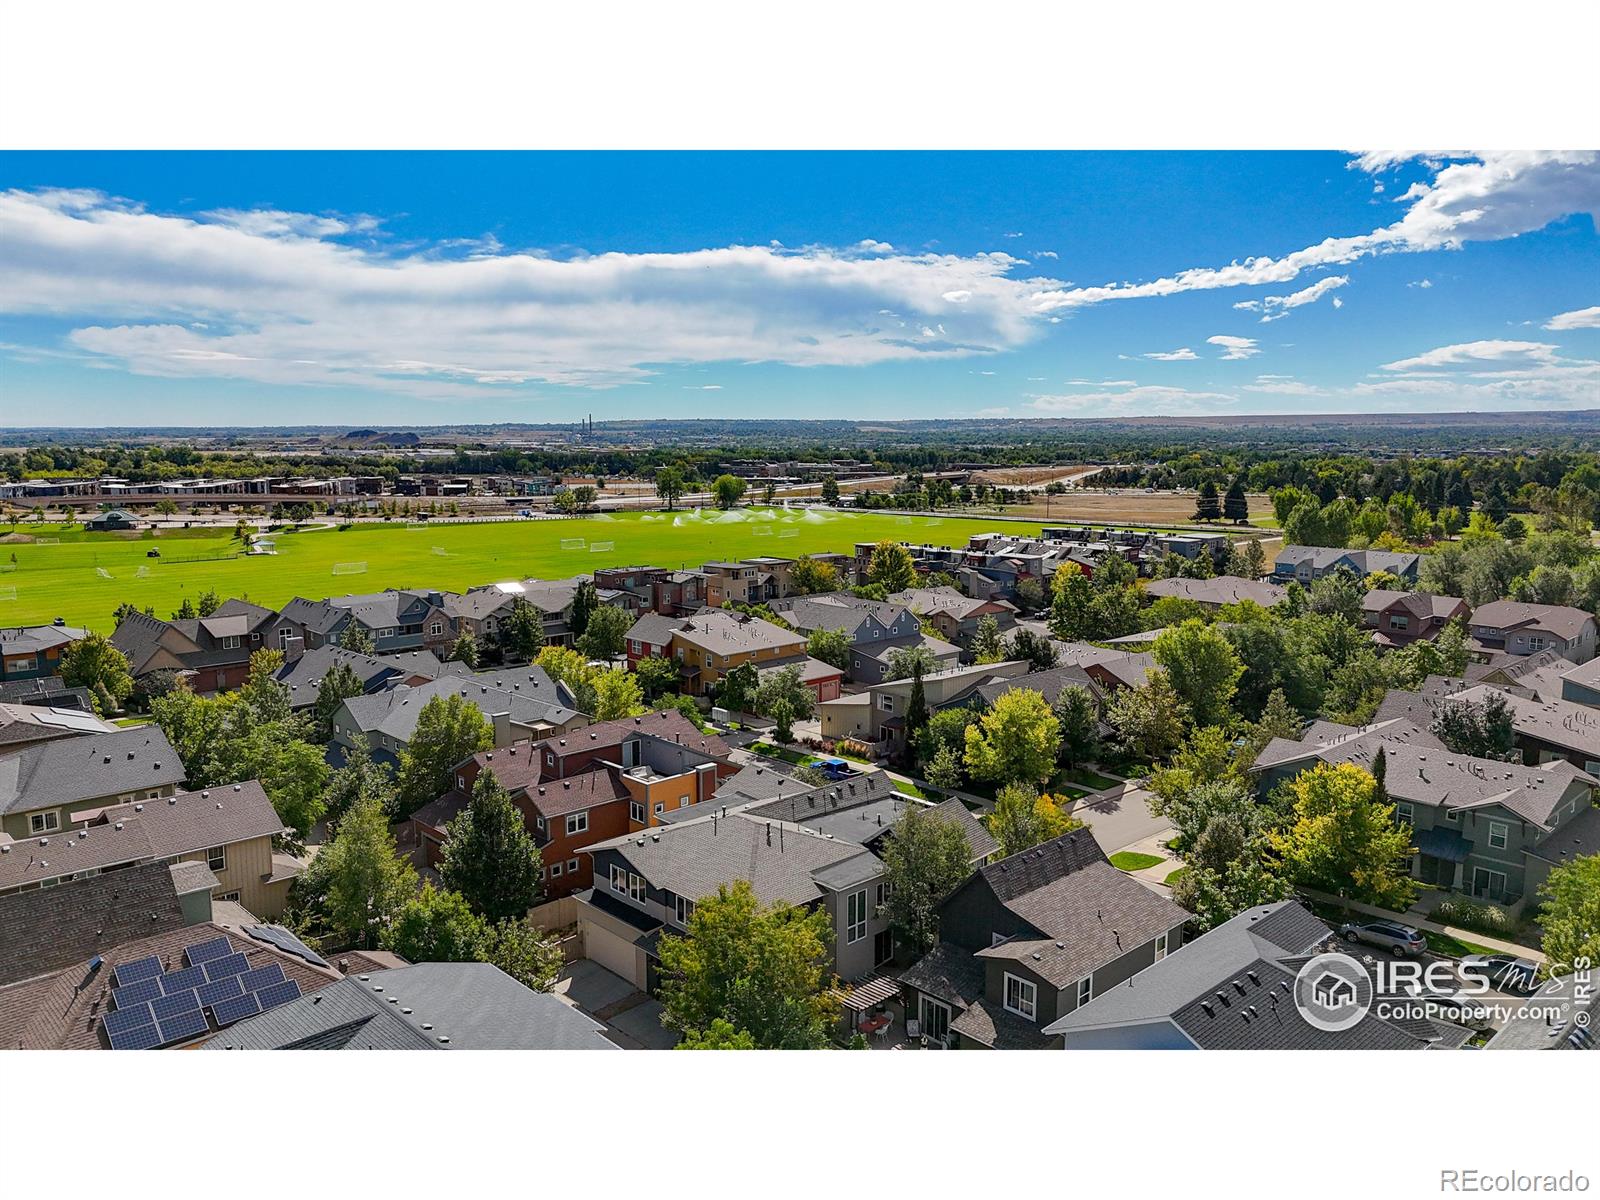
[1433,898,1515,936]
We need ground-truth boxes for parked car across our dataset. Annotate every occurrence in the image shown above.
[1459,953,1539,994]
[808,757,859,781]
[1339,919,1426,957]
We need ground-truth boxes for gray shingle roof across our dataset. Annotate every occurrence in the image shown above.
[1470,600,1596,643]
[205,962,618,1050]
[340,672,580,743]
[0,726,186,816]
[898,940,986,1007]
[1144,575,1287,607]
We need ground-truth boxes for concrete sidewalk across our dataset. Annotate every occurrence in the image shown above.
[1300,889,1545,962]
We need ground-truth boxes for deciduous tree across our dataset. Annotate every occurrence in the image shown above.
[440,769,543,924]
[394,693,495,819]
[963,688,1061,786]
[880,805,974,958]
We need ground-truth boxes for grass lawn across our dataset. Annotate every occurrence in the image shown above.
[1162,866,1188,887]
[891,777,932,799]
[0,509,1055,632]
[750,742,811,766]
[1057,766,1124,791]
[1109,851,1165,872]
[1423,931,1501,958]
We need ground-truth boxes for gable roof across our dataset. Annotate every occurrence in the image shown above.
[340,672,581,743]
[669,610,806,656]
[1470,600,1595,642]
[0,726,186,817]
[967,830,1189,989]
[0,702,117,748]
[0,623,89,655]
[205,961,618,1051]
[1144,575,1287,608]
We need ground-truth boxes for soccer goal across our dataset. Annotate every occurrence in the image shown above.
[895,516,913,525]
[0,586,16,602]
[332,561,369,576]
[431,546,450,557]
[134,565,151,578]
[752,525,773,537]
[777,528,798,538]
[590,541,614,553]
[35,537,60,545]
[560,538,587,550]
[406,521,428,530]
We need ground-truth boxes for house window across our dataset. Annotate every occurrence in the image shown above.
[610,864,627,894]
[216,891,240,903]
[1388,615,1409,631]
[875,881,891,908]
[1528,636,1546,652]
[880,695,895,712]
[550,861,564,877]
[653,801,665,816]
[1488,821,1508,849]
[629,873,646,902]
[1154,932,1169,962]
[565,812,588,836]
[456,774,466,791]
[1004,973,1037,1021]
[207,846,226,872]
[1395,802,1413,825]
[873,928,894,967]
[566,858,578,874]
[430,621,443,636]
[675,894,696,927]
[222,635,240,649]
[29,810,61,835]
[630,801,645,823]
[536,816,546,834]
[1445,808,1460,823]
[846,889,868,944]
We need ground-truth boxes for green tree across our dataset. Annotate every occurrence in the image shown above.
[1048,562,1094,641]
[711,474,747,510]
[1170,815,1292,933]
[716,660,760,715]
[321,793,417,950]
[1193,480,1221,522]
[634,654,681,701]
[1053,684,1099,770]
[1006,628,1060,672]
[986,781,1083,857]
[1432,691,1517,760]
[534,645,599,713]
[339,622,375,654]
[577,604,632,660]
[789,556,840,595]
[819,475,840,505]
[1537,854,1600,979]
[915,706,980,765]
[1270,762,1417,910]
[568,581,599,639]
[322,734,394,826]
[479,918,565,992]
[880,804,975,958]
[1105,674,1189,763]
[591,667,646,720]
[498,597,546,662]
[970,614,1006,664]
[1152,620,1244,728]
[657,880,838,1049]
[1436,620,1470,677]
[754,663,814,724]
[806,627,852,670]
[393,693,495,819]
[679,1018,757,1049]
[654,466,687,510]
[866,540,917,592]
[440,768,543,923]
[385,881,489,963]
[904,662,930,745]
[312,660,365,741]
[1307,568,1364,625]
[886,642,939,681]
[922,742,964,789]
[447,628,479,668]
[1222,478,1250,523]
[60,633,135,711]
[963,688,1061,786]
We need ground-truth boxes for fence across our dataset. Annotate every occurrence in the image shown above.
[527,894,578,931]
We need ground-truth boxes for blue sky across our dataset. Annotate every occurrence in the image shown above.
[1,151,1596,426]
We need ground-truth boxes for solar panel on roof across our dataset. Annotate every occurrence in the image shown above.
[210,991,262,1027]
[156,1008,210,1045]
[102,1003,155,1036]
[160,966,207,994]
[152,989,201,1023]
[107,1021,164,1050]
[183,936,234,966]
[255,980,302,1012]
[245,924,331,968]
[111,977,164,1009]
[112,955,162,987]
[203,952,249,982]
[198,976,244,1008]
[241,963,286,992]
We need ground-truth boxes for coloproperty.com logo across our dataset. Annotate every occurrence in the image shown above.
[1292,952,1582,1031]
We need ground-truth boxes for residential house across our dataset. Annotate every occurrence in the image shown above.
[1447,684,1600,775]
[898,829,1190,1049]
[771,593,960,684]
[0,726,186,839]
[818,660,1029,752]
[0,779,296,917]
[1468,647,1572,702]
[887,586,1017,652]
[1484,974,1600,1051]
[577,808,892,990]
[205,961,617,1050]
[279,589,455,657]
[1361,590,1469,650]
[0,621,88,683]
[1143,574,1287,611]
[0,702,117,755]
[653,609,815,700]
[111,599,284,693]
[1560,656,1600,708]
[272,644,460,712]
[410,711,736,897]
[1044,900,1462,1049]
[0,678,95,710]
[702,561,763,607]
[1467,600,1597,664]
[1254,718,1596,908]
[973,664,1105,714]
[330,671,586,768]
[1271,546,1421,585]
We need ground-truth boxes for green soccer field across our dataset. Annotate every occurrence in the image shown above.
[0,509,1049,633]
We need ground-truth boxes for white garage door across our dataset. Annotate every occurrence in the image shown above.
[582,919,641,987]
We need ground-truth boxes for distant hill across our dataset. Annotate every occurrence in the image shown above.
[341,429,422,447]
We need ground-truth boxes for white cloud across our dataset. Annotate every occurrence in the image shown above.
[1546,305,1600,330]
[854,239,895,254]
[941,290,972,303]
[1003,231,1024,238]
[1332,297,1343,308]
[1030,153,1599,314]
[1034,250,1058,259]
[684,384,723,390]
[1409,278,1433,288]
[972,406,1011,417]
[0,189,1068,394]
[1242,374,1326,397]
[1232,275,1349,322]
[1143,347,1198,361]
[1380,340,1557,371]
[1206,335,1260,360]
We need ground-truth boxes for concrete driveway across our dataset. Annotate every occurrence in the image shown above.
[1069,783,1172,854]
[608,999,678,1049]
[554,959,635,1013]
[554,960,680,1049]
